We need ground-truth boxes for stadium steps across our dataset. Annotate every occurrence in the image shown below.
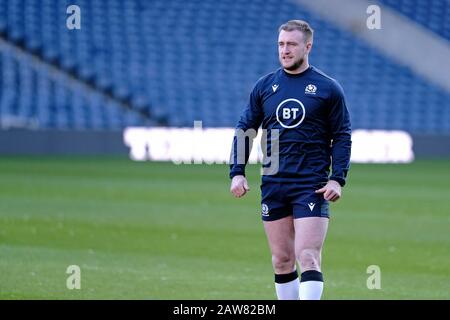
[0,33,168,128]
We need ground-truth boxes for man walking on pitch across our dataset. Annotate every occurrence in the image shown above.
[229,20,352,300]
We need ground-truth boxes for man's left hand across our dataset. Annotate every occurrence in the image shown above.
[315,180,342,202]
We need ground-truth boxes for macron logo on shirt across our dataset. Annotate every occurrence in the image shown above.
[272,84,279,92]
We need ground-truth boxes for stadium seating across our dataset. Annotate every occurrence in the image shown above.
[0,0,449,133]
[378,0,450,41]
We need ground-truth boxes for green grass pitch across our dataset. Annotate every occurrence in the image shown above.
[0,157,448,299]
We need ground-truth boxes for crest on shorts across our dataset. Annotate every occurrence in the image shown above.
[261,203,269,216]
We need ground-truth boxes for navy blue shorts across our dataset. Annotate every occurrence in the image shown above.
[260,181,329,221]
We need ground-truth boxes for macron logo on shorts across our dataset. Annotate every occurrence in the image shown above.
[308,202,316,211]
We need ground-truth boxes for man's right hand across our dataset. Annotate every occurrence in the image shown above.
[230,175,250,198]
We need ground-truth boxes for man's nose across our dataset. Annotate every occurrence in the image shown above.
[281,45,290,55]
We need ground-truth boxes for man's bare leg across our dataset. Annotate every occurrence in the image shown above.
[263,215,298,299]
[294,217,329,300]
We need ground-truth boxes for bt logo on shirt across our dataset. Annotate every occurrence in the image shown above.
[282,107,300,119]
[276,98,306,129]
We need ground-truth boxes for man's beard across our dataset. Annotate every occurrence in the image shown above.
[284,57,304,71]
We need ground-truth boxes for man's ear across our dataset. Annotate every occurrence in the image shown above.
[306,41,313,53]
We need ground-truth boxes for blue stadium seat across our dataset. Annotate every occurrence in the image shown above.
[0,0,449,132]
[378,0,450,41]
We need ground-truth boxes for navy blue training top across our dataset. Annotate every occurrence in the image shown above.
[229,65,352,187]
